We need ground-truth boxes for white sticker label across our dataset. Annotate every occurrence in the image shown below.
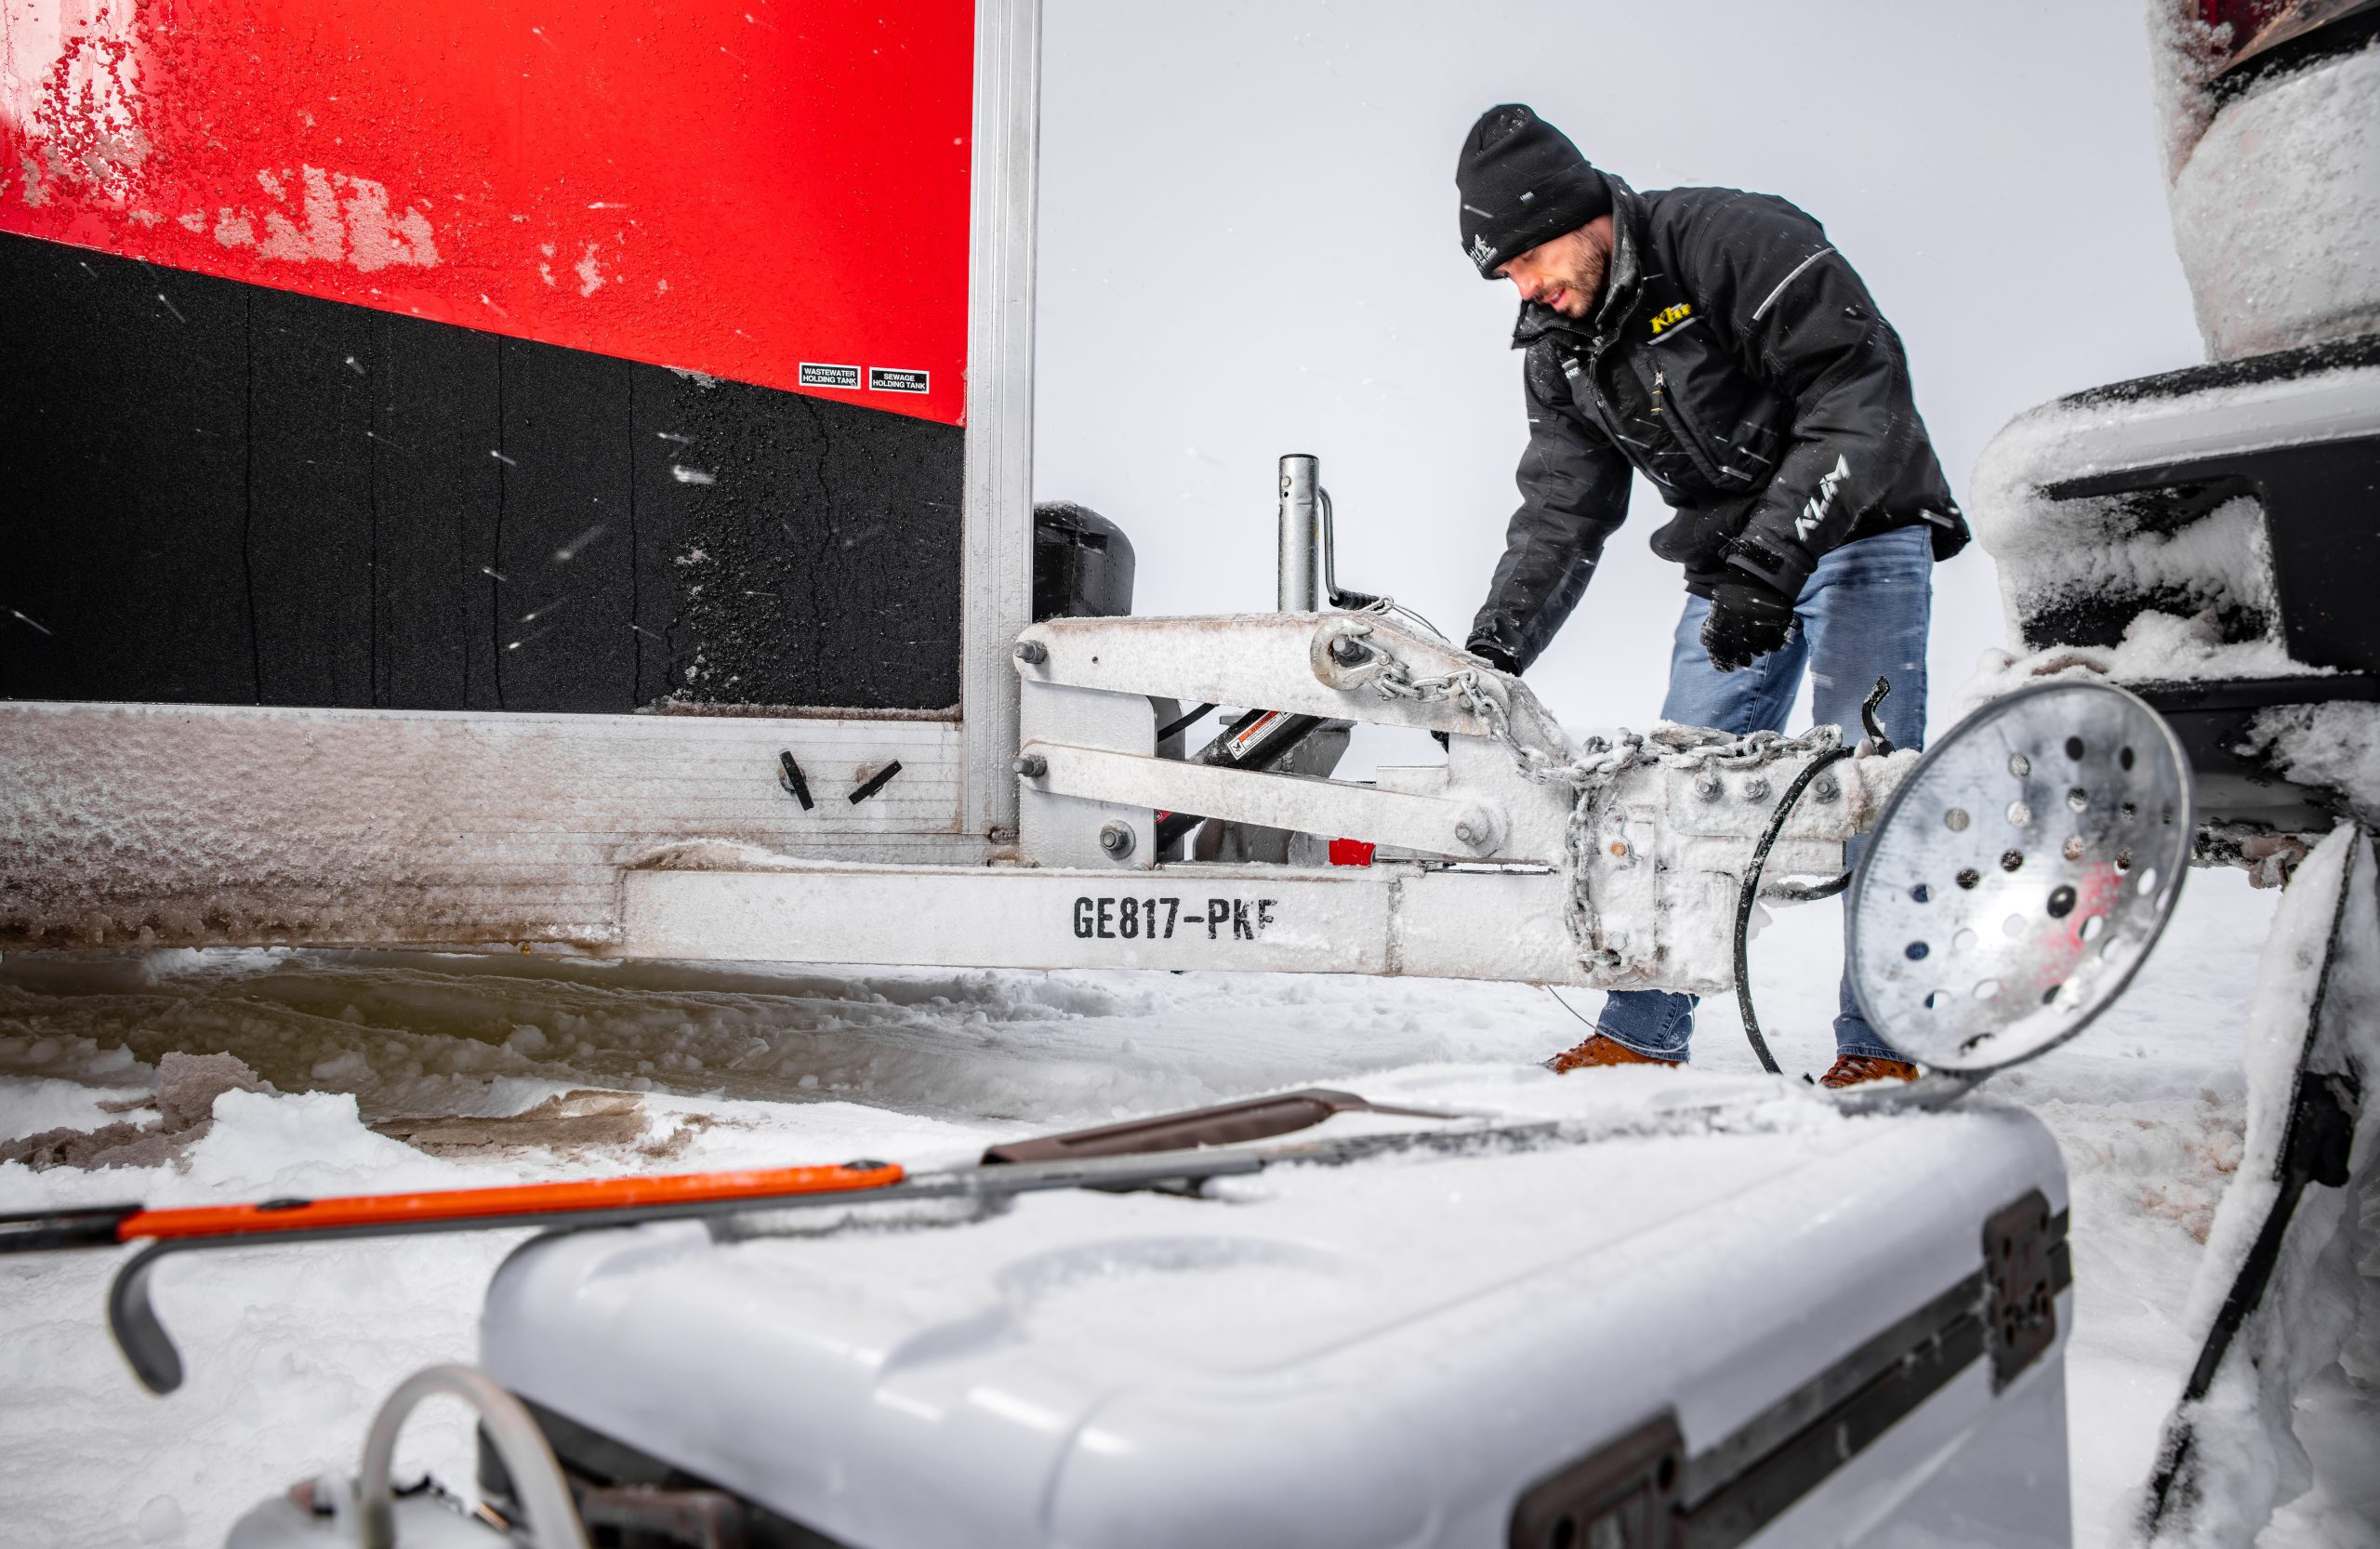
[799,363,861,389]
[868,367,930,394]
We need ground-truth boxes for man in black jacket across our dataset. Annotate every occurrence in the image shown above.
[1456,105,1967,1088]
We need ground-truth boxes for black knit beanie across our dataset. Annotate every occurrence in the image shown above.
[1456,105,1611,278]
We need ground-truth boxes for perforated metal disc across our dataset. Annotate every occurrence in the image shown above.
[1846,681,2193,1073]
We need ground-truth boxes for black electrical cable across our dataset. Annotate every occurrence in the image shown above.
[1157,701,1218,745]
[1765,871,1852,904]
[1730,678,1893,1075]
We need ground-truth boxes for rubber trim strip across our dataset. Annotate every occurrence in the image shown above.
[1677,1208,2070,1549]
[1676,1272,1982,1512]
[1683,1310,1988,1549]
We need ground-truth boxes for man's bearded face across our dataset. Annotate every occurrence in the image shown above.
[1497,218,1613,321]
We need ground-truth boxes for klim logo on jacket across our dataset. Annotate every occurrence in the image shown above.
[1797,455,1851,542]
[1648,302,1693,335]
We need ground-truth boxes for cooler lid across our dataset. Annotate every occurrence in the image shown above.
[480,1071,2066,1548]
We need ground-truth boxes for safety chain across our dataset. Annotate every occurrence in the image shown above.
[1346,622,1843,966]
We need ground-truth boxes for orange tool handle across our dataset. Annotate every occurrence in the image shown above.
[116,1159,906,1242]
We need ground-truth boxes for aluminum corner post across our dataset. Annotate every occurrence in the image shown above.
[959,0,1044,849]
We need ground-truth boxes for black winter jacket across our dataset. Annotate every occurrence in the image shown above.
[1468,179,1966,672]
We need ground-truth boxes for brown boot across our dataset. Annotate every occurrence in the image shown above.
[1546,1034,1679,1074]
[1818,1054,1919,1089]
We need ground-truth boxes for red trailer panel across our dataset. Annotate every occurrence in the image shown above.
[2,0,972,424]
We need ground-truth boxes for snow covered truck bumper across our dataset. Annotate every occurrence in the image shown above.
[1969,335,2380,837]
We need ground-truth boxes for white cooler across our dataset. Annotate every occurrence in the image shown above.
[475,1080,2072,1549]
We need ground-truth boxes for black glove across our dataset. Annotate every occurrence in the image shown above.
[1699,579,1796,672]
[1465,638,1521,676]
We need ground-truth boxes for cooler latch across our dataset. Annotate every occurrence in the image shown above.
[1509,1410,1684,1549]
[1983,1188,2063,1389]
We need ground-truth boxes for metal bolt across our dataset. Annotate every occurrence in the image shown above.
[1743,777,1771,801]
[1012,754,1047,778]
[1328,634,1370,666]
[1453,818,1482,846]
[1014,640,1048,665]
[1098,822,1135,859]
[1812,774,1841,803]
[1694,774,1723,801]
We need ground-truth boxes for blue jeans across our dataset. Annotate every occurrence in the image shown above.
[1597,524,1932,1064]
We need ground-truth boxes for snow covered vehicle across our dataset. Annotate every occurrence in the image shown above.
[1975,0,2380,846]
[1963,2,2380,1539]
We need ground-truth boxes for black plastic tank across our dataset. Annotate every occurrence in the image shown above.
[1033,503,1136,620]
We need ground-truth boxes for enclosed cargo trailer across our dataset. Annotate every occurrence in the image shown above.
[0,0,1933,1008]
[2,0,1042,946]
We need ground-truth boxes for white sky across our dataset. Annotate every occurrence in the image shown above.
[1033,0,2202,745]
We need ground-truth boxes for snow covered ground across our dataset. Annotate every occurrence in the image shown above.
[0,866,2301,1546]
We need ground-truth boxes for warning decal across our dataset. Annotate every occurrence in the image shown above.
[800,364,863,389]
[869,368,932,394]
